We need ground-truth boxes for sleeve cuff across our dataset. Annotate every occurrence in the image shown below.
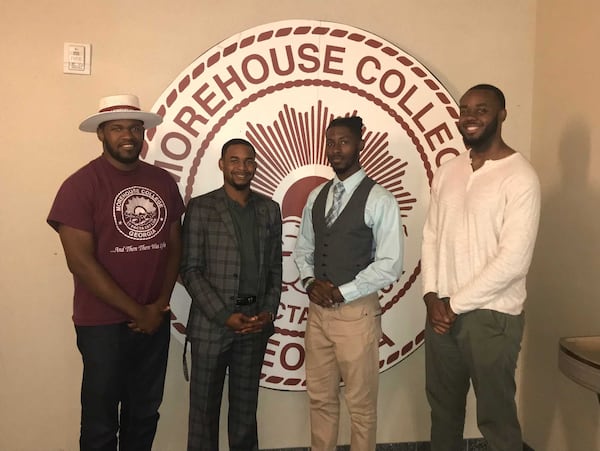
[338,283,360,303]
[214,307,233,326]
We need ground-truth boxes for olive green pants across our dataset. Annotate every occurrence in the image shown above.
[425,309,524,451]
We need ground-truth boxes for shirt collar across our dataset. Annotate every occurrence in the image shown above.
[332,168,366,194]
[224,190,256,208]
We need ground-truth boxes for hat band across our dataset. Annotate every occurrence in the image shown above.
[99,105,141,113]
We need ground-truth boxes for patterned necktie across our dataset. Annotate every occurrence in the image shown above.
[325,182,345,227]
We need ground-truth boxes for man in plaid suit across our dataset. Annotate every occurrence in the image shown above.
[180,138,282,451]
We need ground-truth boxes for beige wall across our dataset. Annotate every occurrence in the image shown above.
[0,1,540,450]
[520,1,600,450]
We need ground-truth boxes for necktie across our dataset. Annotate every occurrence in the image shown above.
[325,182,345,227]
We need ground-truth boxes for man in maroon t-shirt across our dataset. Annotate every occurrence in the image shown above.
[47,94,184,451]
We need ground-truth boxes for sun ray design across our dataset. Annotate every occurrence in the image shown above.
[361,131,415,218]
[246,101,334,196]
[245,101,415,219]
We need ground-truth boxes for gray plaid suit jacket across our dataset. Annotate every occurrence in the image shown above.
[180,187,282,341]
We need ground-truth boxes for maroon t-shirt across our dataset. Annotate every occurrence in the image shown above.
[47,156,185,326]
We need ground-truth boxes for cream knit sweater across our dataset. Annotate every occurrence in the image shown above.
[421,151,540,315]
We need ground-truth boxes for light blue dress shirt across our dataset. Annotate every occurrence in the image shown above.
[293,168,404,303]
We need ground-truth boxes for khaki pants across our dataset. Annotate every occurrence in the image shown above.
[305,293,382,451]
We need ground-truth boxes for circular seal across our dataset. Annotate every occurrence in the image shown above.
[143,20,465,390]
[113,186,167,241]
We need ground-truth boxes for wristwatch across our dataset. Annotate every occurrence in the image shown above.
[303,277,316,290]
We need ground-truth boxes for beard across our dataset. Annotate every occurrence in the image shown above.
[103,140,142,165]
[225,171,254,191]
[328,152,361,177]
[461,117,499,150]
[230,180,252,190]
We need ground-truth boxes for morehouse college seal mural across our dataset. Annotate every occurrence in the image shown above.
[142,20,466,391]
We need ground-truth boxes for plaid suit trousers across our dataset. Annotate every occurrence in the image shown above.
[187,326,268,451]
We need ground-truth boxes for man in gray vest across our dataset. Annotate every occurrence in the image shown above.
[293,116,404,450]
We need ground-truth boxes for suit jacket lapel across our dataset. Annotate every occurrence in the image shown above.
[215,188,238,244]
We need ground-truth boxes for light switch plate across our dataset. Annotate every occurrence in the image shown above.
[63,42,91,75]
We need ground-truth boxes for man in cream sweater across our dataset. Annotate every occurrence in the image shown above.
[421,84,540,451]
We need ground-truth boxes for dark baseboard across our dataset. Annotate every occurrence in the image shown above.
[263,438,535,450]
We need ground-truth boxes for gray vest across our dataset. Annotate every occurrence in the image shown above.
[312,176,375,286]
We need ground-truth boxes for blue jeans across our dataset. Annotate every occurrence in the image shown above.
[75,319,170,451]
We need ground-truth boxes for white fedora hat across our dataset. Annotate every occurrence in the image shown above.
[79,94,163,132]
